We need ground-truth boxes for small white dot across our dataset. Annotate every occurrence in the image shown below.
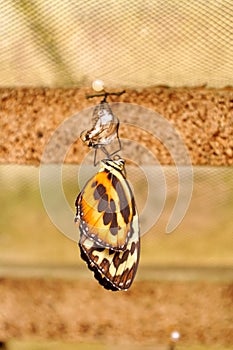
[171,331,180,341]
[92,79,104,92]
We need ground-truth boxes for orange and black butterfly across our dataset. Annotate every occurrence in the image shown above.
[75,158,140,291]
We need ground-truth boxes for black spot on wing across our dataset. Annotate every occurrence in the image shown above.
[97,193,109,212]
[111,173,119,190]
[100,258,110,274]
[103,212,112,225]
[110,213,119,235]
[109,199,116,212]
[110,226,118,235]
[113,249,130,269]
[131,194,136,216]
[111,174,130,224]
[120,204,130,224]
[130,241,136,255]
[91,180,98,188]
[94,184,106,200]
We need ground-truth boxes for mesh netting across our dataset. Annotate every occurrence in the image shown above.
[1,0,233,87]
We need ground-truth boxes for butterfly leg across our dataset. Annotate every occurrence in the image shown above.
[93,147,98,166]
[110,136,121,156]
[93,146,110,166]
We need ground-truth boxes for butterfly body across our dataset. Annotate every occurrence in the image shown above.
[75,158,140,291]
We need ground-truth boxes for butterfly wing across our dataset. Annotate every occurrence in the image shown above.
[75,158,140,291]
[79,211,140,291]
[75,167,136,251]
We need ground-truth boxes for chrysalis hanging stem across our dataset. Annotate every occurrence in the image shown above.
[86,90,126,101]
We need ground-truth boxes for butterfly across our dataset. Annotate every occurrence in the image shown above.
[75,158,140,291]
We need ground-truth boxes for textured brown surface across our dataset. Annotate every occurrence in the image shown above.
[0,86,233,166]
[0,278,232,347]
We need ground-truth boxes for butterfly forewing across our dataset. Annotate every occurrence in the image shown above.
[75,160,136,251]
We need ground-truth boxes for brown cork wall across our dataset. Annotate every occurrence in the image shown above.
[0,86,233,166]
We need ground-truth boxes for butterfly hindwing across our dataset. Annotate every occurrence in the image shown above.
[79,210,140,291]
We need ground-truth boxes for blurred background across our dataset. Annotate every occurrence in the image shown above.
[0,1,233,350]
[1,0,233,88]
